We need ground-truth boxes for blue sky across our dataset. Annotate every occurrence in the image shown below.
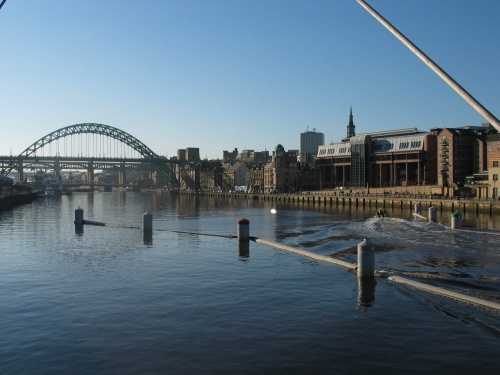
[1,0,499,160]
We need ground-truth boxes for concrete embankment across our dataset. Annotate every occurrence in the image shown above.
[181,190,500,216]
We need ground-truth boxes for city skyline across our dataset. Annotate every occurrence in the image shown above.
[1,0,499,159]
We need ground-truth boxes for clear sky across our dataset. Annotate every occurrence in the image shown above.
[1,0,499,160]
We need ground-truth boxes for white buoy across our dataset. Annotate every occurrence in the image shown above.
[357,238,375,278]
[451,211,462,229]
[74,207,84,225]
[270,208,277,214]
[428,206,437,222]
[237,218,250,241]
[142,211,153,231]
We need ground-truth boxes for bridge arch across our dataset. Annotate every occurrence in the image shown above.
[20,123,159,159]
[3,123,178,186]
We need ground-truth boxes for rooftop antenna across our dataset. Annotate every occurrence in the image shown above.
[356,0,500,133]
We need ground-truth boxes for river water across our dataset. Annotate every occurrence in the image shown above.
[1,192,499,374]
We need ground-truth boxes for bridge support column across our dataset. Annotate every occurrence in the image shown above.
[146,170,153,186]
[87,160,94,192]
[17,159,24,183]
[119,162,126,186]
[54,159,61,180]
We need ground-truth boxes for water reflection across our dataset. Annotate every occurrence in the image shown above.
[275,200,500,230]
[238,240,250,259]
[143,230,153,245]
[357,277,377,309]
[404,256,478,270]
[74,223,84,236]
[177,195,201,219]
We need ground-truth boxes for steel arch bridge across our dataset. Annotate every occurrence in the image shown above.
[0,123,179,187]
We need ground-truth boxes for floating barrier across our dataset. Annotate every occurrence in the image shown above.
[74,207,139,229]
[253,238,356,270]
[446,227,500,236]
[254,236,498,311]
[412,213,427,221]
[83,220,106,227]
[171,230,236,239]
[72,209,499,311]
[388,275,500,312]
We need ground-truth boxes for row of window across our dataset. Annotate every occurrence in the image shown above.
[318,147,351,156]
[399,141,422,150]
[372,141,422,152]
[373,144,391,151]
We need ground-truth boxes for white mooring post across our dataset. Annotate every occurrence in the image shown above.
[357,239,375,278]
[74,207,84,225]
[237,218,250,241]
[142,211,153,231]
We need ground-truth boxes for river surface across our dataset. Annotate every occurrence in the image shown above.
[1,192,499,374]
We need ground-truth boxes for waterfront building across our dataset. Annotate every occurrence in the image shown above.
[196,160,224,192]
[174,147,202,191]
[223,148,239,164]
[431,126,490,188]
[221,162,247,192]
[316,127,437,189]
[263,145,298,193]
[299,127,324,163]
[223,148,269,165]
[486,133,500,199]
[253,150,270,164]
[246,165,264,193]
[178,162,201,191]
[185,147,201,162]
[238,150,254,163]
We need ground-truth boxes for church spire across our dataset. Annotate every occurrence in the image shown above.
[347,107,355,138]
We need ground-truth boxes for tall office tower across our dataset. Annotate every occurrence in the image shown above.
[299,127,324,163]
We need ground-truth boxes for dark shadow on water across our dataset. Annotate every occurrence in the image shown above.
[357,277,377,309]
[74,223,84,236]
[143,230,153,245]
[238,240,250,259]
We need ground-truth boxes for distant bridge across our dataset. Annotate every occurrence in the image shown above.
[0,123,181,188]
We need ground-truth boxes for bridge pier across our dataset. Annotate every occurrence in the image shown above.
[87,160,94,192]
[54,159,61,180]
[119,162,126,186]
[17,159,24,183]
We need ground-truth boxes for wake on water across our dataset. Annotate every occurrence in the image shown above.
[273,213,499,331]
